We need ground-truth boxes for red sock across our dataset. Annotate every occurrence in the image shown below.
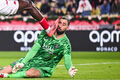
[0,74,4,78]
[39,18,49,29]
[39,18,50,33]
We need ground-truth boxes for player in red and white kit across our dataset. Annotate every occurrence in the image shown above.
[0,0,58,37]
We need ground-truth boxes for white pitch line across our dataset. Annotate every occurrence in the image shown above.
[1,62,120,68]
[57,62,120,67]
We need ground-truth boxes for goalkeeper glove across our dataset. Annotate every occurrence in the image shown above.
[12,63,24,73]
[68,66,78,77]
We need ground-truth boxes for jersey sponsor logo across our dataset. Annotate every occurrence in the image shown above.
[42,43,54,54]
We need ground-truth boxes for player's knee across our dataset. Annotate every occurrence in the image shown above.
[19,0,33,10]
[26,68,41,78]
[0,65,12,73]
[25,0,33,8]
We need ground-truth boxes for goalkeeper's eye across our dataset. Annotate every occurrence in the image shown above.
[59,21,62,24]
[63,22,66,26]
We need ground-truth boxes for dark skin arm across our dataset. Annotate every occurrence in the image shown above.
[18,0,43,21]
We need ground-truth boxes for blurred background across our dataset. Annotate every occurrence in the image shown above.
[0,0,120,52]
[0,0,120,79]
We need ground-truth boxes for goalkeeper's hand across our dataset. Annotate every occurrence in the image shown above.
[12,63,24,73]
[68,66,78,77]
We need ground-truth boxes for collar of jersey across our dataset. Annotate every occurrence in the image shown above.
[53,34,66,40]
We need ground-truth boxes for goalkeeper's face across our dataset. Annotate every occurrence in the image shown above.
[56,19,69,35]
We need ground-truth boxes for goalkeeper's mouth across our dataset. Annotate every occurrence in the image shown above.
[57,26,62,31]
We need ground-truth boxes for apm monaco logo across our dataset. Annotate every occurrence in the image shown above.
[89,30,120,51]
[13,30,41,51]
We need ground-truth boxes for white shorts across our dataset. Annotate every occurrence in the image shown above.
[0,0,19,15]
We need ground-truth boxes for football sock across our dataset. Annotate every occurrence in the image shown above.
[39,18,50,33]
[7,71,27,78]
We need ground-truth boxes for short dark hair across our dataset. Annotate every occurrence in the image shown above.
[59,16,71,26]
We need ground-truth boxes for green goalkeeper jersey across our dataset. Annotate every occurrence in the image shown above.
[11,30,72,77]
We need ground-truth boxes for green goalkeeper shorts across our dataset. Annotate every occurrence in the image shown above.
[10,58,52,78]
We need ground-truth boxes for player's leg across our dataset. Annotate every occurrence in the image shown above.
[0,65,12,74]
[26,68,41,78]
[0,68,41,78]
[18,0,43,21]
[18,0,59,37]
[0,57,24,74]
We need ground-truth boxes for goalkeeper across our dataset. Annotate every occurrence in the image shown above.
[0,16,78,78]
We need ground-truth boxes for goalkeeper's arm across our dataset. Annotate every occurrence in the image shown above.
[12,41,41,73]
[64,45,78,77]
[64,54,78,77]
[12,30,46,73]
[21,41,40,64]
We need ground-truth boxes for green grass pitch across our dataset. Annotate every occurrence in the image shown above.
[0,51,120,80]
